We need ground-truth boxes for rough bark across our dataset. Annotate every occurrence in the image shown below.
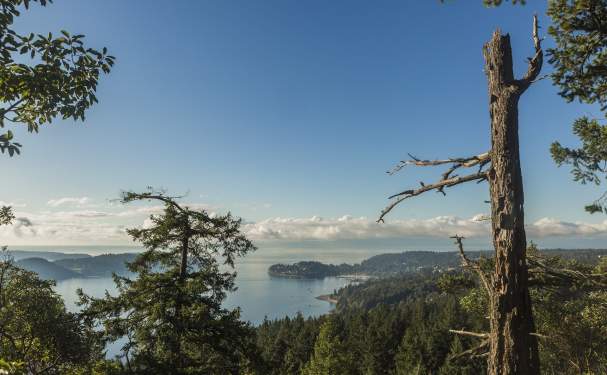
[484,29,540,375]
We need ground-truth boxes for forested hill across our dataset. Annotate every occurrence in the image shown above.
[257,253,607,374]
[268,248,607,279]
[13,253,137,280]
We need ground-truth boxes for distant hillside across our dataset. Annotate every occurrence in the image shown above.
[55,253,137,277]
[16,258,80,281]
[268,261,352,278]
[13,253,138,281]
[7,250,91,262]
[269,248,607,279]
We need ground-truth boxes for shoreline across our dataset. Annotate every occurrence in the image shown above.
[316,294,338,304]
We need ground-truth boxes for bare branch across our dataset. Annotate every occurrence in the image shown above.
[378,171,487,222]
[451,235,492,293]
[379,151,490,222]
[516,14,543,91]
[388,152,490,176]
[528,255,607,288]
[448,329,489,338]
[448,338,490,361]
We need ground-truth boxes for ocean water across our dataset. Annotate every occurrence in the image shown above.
[34,245,385,323]
[10,245,388,358]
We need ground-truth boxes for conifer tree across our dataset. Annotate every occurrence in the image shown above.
[79,189,256,374]
[301,318,351,375]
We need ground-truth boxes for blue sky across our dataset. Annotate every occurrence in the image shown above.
[2,0,607,249]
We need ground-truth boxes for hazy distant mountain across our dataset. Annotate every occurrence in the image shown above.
[56,253,137,277]
[12,252,138,281]
[7,250,91,262]
[16,257,80,281]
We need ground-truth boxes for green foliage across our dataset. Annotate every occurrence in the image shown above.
[0,206,14,226]
[531,255,607,374]
[547,0,607,213]
[79,189,257,374]
[336,272,440,311]
[551,117,607,212]
[447,245,607,374]
[301,318,352,375]
[0,359,23,375]
[393,297,484,375]
[547,0,607,110]
[255,275,486,375]
[255,314,322,375]
[0,0,114,156]
[0,251,104,374]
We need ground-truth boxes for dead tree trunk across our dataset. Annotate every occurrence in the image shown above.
[379,16,543,375]
[483,22,542,375]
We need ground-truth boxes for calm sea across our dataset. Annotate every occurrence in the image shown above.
[12,245,385,323]
[9,245,390,357]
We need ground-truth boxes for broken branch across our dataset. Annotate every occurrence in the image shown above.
[517,14,543,91]
[452,235,492,293]
[448,329,489,339]
[378,171,488,222]
[448,338,490,361]
[388,152,490,176]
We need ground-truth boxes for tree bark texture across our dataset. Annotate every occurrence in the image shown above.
[484,29,540,375]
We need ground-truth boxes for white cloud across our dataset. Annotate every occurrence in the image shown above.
[0,201,27,208]
[527,218,607,237]
[7,198,607,246]
[0,199,216,245]
[243,215,491,241]
[47,197,91,207]
[243,215,607,242]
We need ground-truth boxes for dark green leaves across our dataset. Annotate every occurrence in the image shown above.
[0,130,21,156]
[0,0,113,157]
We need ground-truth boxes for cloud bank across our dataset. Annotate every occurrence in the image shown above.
[47,197,91,207]
[242,215,607,242]
[3,204,607,245]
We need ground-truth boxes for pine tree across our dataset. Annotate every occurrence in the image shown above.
[79,189,256,374]
[301,318,351,375]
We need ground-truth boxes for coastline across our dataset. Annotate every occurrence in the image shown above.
[316,294,338,304]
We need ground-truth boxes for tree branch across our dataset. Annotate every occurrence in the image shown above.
[378,171,488,222]
[448,329,489,338]
[448,338,490,361]
[451,235,492,294]
[379,151,490,222]
[388,152,490,176]
[516,14,543,92]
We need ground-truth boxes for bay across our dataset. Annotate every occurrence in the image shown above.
[12,245,385,358]
[51,246,383,323]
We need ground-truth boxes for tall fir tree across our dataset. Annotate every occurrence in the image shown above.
[79,189,256,374]
[301,318,351,375]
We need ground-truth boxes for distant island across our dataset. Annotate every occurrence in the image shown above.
[268,248,607,279]
[9,250,138,281]
[268,251,465,279]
